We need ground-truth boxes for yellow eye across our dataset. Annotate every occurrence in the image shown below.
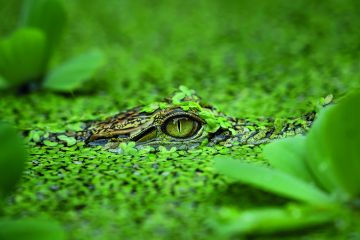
[163,117,200,138]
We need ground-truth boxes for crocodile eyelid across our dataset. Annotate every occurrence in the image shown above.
[131,126,158,142]
[162,110,204,124]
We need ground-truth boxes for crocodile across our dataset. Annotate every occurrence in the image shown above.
[36,87,330,152]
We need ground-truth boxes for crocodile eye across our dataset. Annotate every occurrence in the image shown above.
[163,117,200,138]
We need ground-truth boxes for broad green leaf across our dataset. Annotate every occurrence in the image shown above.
[20,0,66,57]
[0,123,27,200]
[43,49,106,91]
[306,91,360,198]
[305,106,346,195]
[214,157,334,205]
[214,205,338,236]
[0,75,8,89]
[0,218,65,240]
[263,136,314,183]
[0,28,47,87]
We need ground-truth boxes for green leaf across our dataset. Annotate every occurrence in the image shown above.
[179,85,195,96]
[43,140,58,147]
[43,49,106,91]
[0,75,8,89]
[28,130,44,143]
[214,205,338,236]
[0,28,47,87]
[65,122,84,132]
[57,135,77,146]
[172,92,186,104]
[306,91,360,198]
[263,136,314,183]
[214,157,334,205]
[0,123,27,200]
[305,106,345,195]
[141,102,169,113]
[20,0,67,57]
[119,142,138,155]
[199,109,231,133]
[0,218,65,240]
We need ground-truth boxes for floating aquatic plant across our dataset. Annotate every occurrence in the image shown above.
[0,0,105,92]
[0,122,65,240]
[214,91,360,236]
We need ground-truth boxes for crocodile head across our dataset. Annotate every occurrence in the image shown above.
[84,87,232,151]
[57,86,316,153]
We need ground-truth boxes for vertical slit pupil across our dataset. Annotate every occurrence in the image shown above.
[177,119,181,132]
[163,116,201,138]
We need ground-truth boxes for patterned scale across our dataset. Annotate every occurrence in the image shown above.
[36,89,330,151]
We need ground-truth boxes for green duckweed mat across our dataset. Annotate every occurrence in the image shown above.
[1,0,360,239]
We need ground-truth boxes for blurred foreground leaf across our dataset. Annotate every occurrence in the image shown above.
[0,218,65,240]
[0,1,105,92]
[213,91,360,236]
[214,205,338,236]
[263,136,313,182]
[306,91,360,198]
[20,0,66,56]
[0,123,26,200]
[43,49,106,91]
[0,28,46,87]
[214,157,334,205]
[0,76,8,89]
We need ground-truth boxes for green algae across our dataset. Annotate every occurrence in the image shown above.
[1,0,360,239]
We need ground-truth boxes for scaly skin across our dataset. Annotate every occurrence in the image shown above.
[39,88,325,152]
